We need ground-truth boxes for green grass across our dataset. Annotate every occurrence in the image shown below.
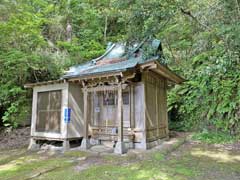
[37,158,195,180]
[0,149,27,165]
[0,142,240,180]
[63,150,89,158]
[152,152,165,161]
[0,153,75,180]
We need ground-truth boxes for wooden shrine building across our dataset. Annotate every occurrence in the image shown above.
[25,39,184,154]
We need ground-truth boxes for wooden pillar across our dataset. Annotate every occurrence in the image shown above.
[130,85,135,128]
[28,138,40,150]
[118,83,123,142]
[164,80,169,138]
[114,82,126,154]
[156,81,159,138]
[81,88,90,149]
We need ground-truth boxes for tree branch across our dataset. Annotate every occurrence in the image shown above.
[104,15,108,43]
[180,8,211,31]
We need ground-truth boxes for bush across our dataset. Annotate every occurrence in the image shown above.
[0,50,62,128]
[192,130,238,144]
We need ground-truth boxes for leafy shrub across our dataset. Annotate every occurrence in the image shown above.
[167,1,240,136]
[2,101,30,128]
[192,130,238,144]
[0,50,62,127]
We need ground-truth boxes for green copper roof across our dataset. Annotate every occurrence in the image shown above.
[63,39,163,79]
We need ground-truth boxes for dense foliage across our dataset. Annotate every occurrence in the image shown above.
[0,0,239,136]
[166,0,240,135]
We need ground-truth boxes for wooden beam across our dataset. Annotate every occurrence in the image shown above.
[67,72,123,82]
[139,61,185,84]
[85,84,128,92]
[122,73,136,82]
[24,79,65,88]
[155,62,184,84]
[86,85,118,92]
[139,61,156,70]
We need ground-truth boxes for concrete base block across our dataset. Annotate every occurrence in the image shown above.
[134,141,147,150]
[134,137,169,150]
[63,140,70,151]
[28,138,40,150]
[124,142,134,149]
[114,141,127,154]
[90,138,101,146]
[80,138,91,149]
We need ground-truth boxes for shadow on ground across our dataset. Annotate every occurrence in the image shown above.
[0,138,239,180]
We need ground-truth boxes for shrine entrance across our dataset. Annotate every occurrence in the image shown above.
[81,82,135,154]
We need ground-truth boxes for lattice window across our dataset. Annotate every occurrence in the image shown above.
[36,90,62,133]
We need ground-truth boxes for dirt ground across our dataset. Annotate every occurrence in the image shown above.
[0,127,30,150]
[0,129,239,180]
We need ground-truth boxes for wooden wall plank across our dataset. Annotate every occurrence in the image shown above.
[67,83,84,138]
[143,71,168,141]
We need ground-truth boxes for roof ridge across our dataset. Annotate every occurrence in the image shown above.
[91,43,116,64]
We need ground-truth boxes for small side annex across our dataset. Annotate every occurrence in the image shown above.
[25,39,184,154]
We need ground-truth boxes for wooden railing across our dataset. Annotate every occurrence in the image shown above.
[90,126,135,142]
